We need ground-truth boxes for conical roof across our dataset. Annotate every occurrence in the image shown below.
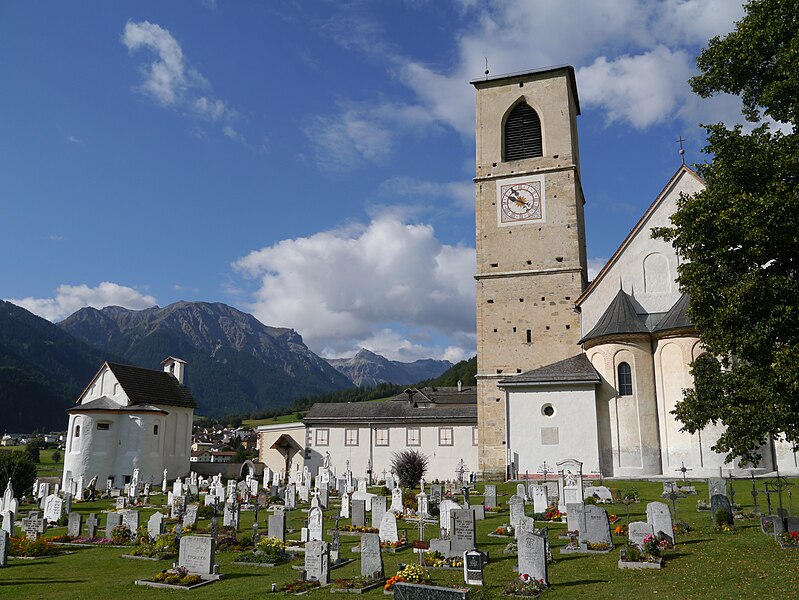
[579,289,649,344]
[653,293,693,333]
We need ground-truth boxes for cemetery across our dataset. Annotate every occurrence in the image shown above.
[3,467,799,598]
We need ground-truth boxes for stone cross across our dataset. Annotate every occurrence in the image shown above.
[86,513,99,539]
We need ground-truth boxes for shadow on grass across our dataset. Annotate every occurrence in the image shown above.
[676,538,711,545]
[0,579,87,585]
[554,578,610,588]
[664,552,692,561]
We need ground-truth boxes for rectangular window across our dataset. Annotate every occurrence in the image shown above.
[406,427,421,447]
[375,428,389,446]
[439,427,454,446]
[345,428,359,446]
[315,428,329,446]
[472,426,479,446]
[97,423,110,431]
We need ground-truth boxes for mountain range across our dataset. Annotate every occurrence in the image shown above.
[326,348,451,387]
[0,300,453,431]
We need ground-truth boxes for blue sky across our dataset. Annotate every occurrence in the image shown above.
[1,1,749,362]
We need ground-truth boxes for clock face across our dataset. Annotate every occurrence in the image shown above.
[499,180,543,224]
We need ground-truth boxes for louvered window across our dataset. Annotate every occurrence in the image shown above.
[504,102,542,161]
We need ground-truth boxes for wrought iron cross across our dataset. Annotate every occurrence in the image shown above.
[675,462,692,483]
[676,136,686,165]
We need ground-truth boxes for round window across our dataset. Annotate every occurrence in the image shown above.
[542,404,555,417]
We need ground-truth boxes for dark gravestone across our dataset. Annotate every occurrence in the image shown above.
[394,583,469,600]
[106,512,123,539]
[463,549,487,586]
[319,487,329,510]
[360,532,383,579]
[785,516,799,533]
[352,499,366,528]
[430,485,442,505]
[710,494,733,526]
[774,515,786,537]
[0,530,8,568]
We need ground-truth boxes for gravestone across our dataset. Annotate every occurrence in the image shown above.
[581,505,612,547]
[450,509,475,553]
[43,494,63,523]
[22,512,44,540]
[379,511,399,543]
[711,494,733,526]
[557,459,584,512]
[565,502,584,534]
[786,517,799,533]
[319,487,328,509]
[708,478,727,501]
[516,515,537,540]
[530,485,547,514]
[106,512,123,538]
[430,484,442,504]
[544,481,559,503]
[331,529,341,563]
[662,481,677,496]
[646,501,674,543]
[439,499,459,535]
[85,513,99,539]
[256,490,269,507]
[304,539,330,584]
[178,536,216,576]
[67,512,83,538]
[308,506,323,541]
[340,492,350,519]
[285,485,296,510]
[115,497,127,510]
[268,510,286,541]
[484,485,497,509]
[360,533,383,579]
[508,494,525,530]
[417,491,429,517]
[183,504,199,529]
[352,499,366,528]
[122,509,139,533]
[148,512,164,540]
[223,501,240,530]
[371,495,386,529]
[390,487,403,513]
[0,529,7,568]
[0,511,14,537]
[774,514,786,537]
[472,505,485,521]
[516,483,527,501]
[463,549,487,586]
[588,486,613,503]
[517,529,547,585]
[628,521,654,549]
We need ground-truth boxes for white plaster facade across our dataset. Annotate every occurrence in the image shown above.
[62,358,195,490]
[257,422,306,476]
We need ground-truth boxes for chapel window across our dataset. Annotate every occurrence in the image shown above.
[618,362,633,396]
[74,425,80,438]
[504,102,543,161]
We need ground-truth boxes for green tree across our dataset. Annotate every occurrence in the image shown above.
[25,439,41,463]
[51,449,61,463]
[654,0,799,465]
[0,451,37,498]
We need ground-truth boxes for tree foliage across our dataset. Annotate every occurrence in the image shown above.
[391,449,429,489]
[0,451,37,499]
[653,0,799,465]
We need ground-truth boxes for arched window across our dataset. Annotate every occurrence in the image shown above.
[617,362,633,396]
[74,424,81,438]
[504,102,543,161]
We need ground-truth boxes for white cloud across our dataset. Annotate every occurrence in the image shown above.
[66,135,83,145]
[121,20,237,131]
[332,1,747,138]
[587,257,608,281]
[233,216,475,360]
[222,125,246,143]
[8,282,157,322]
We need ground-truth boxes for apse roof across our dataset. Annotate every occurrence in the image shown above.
[653,293,693,333]
[578,289,649,344]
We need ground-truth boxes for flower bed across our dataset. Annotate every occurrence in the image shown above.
[232,536,290,565]
[124,533,179,560]
[137,566,211,589]
[493,525,513,536]
[9,537,62,558]
[282,579,321,594]
[778,531,799,549]
[384,564,431,591]
[619,536,665,567]
[503,573,547,597]
[422,550,463,569]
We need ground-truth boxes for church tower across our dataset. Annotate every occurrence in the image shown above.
[471,66,588,479]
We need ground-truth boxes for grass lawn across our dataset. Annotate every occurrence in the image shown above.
[3,478,799,599]
[0,446,64,478]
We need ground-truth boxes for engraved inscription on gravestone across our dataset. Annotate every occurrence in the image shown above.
[178,536,216,576]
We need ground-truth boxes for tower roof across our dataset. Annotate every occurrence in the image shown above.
[653,293,693,333]
[579,289,649,344]
[470,65,580,115]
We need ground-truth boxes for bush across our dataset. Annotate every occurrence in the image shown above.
[0,451,37,499]
[391,450,429,489]
[25,440,41,463]
[51,450,61,463]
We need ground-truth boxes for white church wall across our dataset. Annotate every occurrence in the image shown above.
[579,170,704,336]
[305,423,478,483]
[506,384,600,475]
[257,422,306,476]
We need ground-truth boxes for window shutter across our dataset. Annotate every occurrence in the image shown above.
[504,102,542,161]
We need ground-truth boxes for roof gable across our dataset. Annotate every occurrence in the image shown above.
[107,362,196,408]
[498,353,600,386]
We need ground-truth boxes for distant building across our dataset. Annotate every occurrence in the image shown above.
[256,385,478,483]
[62,357,196,490]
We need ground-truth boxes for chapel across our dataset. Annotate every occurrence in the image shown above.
[473,66,799,479]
